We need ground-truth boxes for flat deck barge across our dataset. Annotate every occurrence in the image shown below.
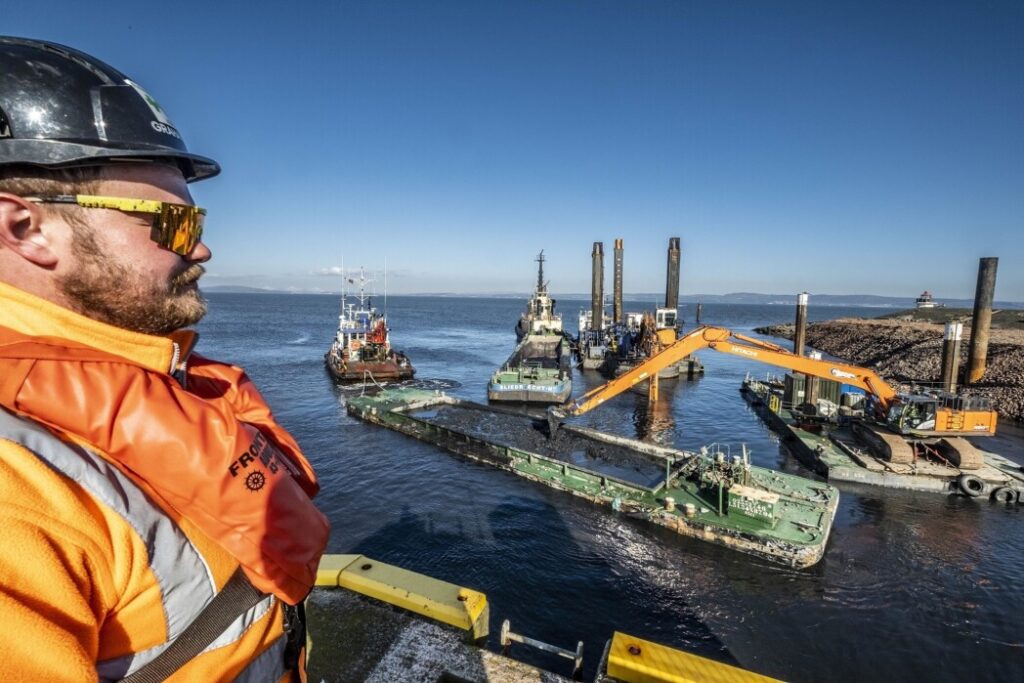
[741,378,1024,500]
[488,334,572,403]
[348,388,839,568]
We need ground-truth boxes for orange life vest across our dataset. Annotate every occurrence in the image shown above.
[0,326,329,605]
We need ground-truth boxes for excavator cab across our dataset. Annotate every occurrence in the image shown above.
[886,395,938,434]
[655,308,678,346]
[886,393,997,437]
[655,308,677,330]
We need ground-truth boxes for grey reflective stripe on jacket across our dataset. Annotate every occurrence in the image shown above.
[0,408,281,682]
[235,636,288,683]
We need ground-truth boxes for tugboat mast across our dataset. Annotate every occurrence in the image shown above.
[536,250,546,294]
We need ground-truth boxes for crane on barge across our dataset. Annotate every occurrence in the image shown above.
[549,325,998,469]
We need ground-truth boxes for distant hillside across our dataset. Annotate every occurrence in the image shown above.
[878,307,1024,331]
[203,285,278,293]
[557,292,1023,308]
[674,293,1023,308]
[201,286,1023,308]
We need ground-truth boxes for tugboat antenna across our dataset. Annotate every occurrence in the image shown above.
[536,250,545,294]
[340,256,346,315]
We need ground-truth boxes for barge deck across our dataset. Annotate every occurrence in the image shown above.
[488,334,572,403]
[741,377,1024,500]
[348,388,839,568]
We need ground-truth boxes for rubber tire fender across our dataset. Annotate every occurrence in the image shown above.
[957,473,986,498]
[990,487,1019,504]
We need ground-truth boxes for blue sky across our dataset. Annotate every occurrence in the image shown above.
[6,1,1022,299]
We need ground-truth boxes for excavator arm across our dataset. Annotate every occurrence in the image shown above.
[554,325,897,423]
[548,324,994,467]
[706,338,897,408]
[562,326,730,416]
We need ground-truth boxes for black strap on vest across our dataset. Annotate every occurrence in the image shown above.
[120,567,268,683]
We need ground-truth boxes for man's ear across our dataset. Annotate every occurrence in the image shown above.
[0,193,59,267]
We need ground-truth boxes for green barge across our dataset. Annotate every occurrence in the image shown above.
[347,388,839,568]
[741,377,1024,500]
[488,334,572,403]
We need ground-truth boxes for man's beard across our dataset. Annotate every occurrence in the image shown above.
[58,223,208,336]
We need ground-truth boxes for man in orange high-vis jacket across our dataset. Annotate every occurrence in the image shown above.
[0,37,330,681]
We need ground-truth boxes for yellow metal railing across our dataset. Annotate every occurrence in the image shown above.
[607,632,781,683]
[315,554,489,641]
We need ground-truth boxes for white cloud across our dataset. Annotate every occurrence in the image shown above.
[315,266,345,276]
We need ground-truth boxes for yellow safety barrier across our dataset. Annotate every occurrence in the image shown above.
[607,632,780,683]
[315,554,489,641]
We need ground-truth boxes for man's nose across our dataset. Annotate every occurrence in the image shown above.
[186,239,212,263]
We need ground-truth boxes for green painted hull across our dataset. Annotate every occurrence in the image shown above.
[489,333,572,404]
[348,389,839,568]
[741,378,1024,497]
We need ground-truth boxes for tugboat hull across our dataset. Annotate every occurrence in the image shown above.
[326,356,415,383]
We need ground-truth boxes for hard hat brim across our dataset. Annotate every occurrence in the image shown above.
[0,139,220,183]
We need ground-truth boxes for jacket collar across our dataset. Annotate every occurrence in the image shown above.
[0,280,197,374]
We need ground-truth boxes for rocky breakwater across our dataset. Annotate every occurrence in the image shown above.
[754,318,1024,424]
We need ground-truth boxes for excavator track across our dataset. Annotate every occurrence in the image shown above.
[936,437,984,471]
[852,421,914,465]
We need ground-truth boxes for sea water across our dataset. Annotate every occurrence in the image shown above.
[199,293,1024,682]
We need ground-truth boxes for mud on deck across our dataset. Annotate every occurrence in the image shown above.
[348,389,840,568]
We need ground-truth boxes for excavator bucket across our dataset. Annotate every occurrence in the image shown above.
[546,407,566,440]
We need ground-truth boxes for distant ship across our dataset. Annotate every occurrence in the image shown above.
[325,268,415,382]
[915,291,940,309]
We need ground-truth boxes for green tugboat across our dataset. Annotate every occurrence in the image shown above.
[489,251,572,403]
[488,335,572,403]
[348,388,839,568]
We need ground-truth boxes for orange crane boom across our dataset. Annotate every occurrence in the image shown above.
[562,325,897,418]
[550,325,997,470]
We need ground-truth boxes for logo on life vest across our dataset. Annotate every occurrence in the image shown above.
[246,470,266,492]
[228,431,281,484]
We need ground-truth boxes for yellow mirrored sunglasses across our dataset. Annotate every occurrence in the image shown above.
[27,194,206,256]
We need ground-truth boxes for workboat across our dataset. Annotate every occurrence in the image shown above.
[514,250,563,340]
[915,290,938,308]
[348,388,839,568]
[324,269,414,383]
[488,334,573,403]
[490,252,572,403]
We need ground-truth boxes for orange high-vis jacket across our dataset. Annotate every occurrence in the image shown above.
[0,281,329,682]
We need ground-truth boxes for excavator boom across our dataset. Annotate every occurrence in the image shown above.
[562,325,897,418]
[551,324,996,465]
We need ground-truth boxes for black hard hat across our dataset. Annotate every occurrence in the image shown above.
[0,37,219,182]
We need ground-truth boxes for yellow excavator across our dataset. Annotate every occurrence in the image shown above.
[549,325,998,469]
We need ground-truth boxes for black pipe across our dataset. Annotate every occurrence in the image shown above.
[613,238,624,324]
[793,292,808,356]
[941,322,963,393]
[665,237,680,310]
[591,242,603,331]
[966,257,998,384]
